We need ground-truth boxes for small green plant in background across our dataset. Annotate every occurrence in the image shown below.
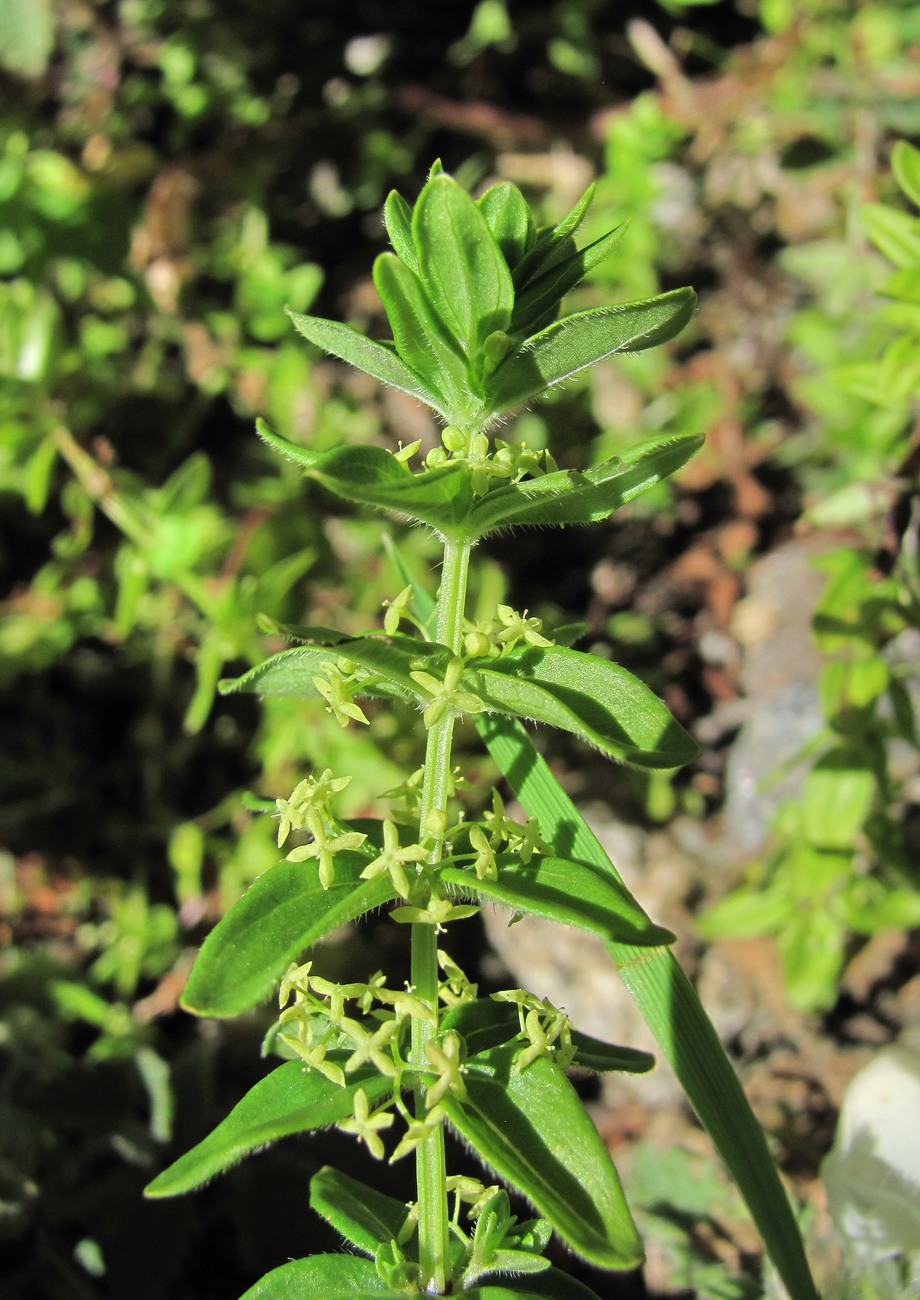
[699,141,920,1013]
[144,165,817,1299]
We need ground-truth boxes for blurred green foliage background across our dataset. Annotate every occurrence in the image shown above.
[2,1,920,1295]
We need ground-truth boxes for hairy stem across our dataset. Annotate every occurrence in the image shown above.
[413,536,471,1294]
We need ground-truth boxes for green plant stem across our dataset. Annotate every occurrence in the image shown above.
[412,535,471,1294]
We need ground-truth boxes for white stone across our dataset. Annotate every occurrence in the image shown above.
[822,1044,920,1262]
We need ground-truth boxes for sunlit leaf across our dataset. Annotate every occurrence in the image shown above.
[802,749,875,850]
[479,714,820,1300]
[413,174,514,354]
[511,224,626,338]
[513,185,596,290]
[310,1167,411,1256]
[307,444,476,533]
[220,631,451,705]
[285,308,446,416]
[441,1046,642,1269]
[383,189,419,272]
[181,856,396,1016]
[439,854,673,947]
[239,1257,603,1300]
[373,251,480,415]
[145,1064,391,1198]
[466,645,698,769]
[861,202,920,269]
[486,287,696,413]
[468,434,703,537]
[477,182,535,269]
[441,999,654,1076]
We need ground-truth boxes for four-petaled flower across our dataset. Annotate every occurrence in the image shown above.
[516,1005,573,1071]
[339,1015,401,1078]
[389,1106,445,1164]
[360,818,428,899]
[410,657,487,729]
[507,814,547,865]
[383,584,414,635]
[469,825,498,881]
[495,604,552,652]
[390,892,480,929]
[312,661,370,728]
[275,769,351,848]
[338,1088,394,1160]
[424,1030,467,1107]
[285,811,366,888]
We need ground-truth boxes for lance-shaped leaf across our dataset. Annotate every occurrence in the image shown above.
[306,444,476,533]
[145,1063,392,1198]
[310,1167,412,1257]
[255,418,320,471]
[486,288,696,414]
[438,855,673,948]
[478,714,820,1300]
[373,251,481,416]
[893,139,920,209]
[220,632,452,705]
[383,189,419,272]
[240,1258,604,1300]
[861,201,920,268]
[241,1256,387,1300]
[440,1046,642,1270]
[413,174,514,354]
[181,855,397,1017]
[513,185,596,291]
[441,998,654,1076]
[468,1273,603,1300]
[477,181,535,269]
[466,434,703,538]
[510,224,626,339]
[465,645,698,769]
[285,308,447,418]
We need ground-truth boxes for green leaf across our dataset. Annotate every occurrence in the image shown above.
[441,1047,642,1270]
[442,999,654,1076]
[255,417,320,471]
[239,1254,388,1299]
[486,288,697,413]
[413,174,514,354]
[513,185,597,290]
[239,1258,601,1300]
[467,1272,603,1300]
[860,202,920,268]
[802,749,875,850]
[383,189,419,272]
[568,1031,655,1076]
[837,883,920,932]
[893,140,920,210]
[511,224,626,338]
[145,1064,391,1198]
[181,856,397,1017]
[310,1166,411,1257]
[467,434,703,537]
[477,182,535,269]
[478,715,820,1300]
[439,855,674,947]
[373,251,480,416]
[307,444,476,534]
[273,434,701,544]
[466,645,698,769]
[696,887,794,941]
[0,0,55,77]
[780,910,846,1013]
[285,308,446,417]
[220,631,451,706]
